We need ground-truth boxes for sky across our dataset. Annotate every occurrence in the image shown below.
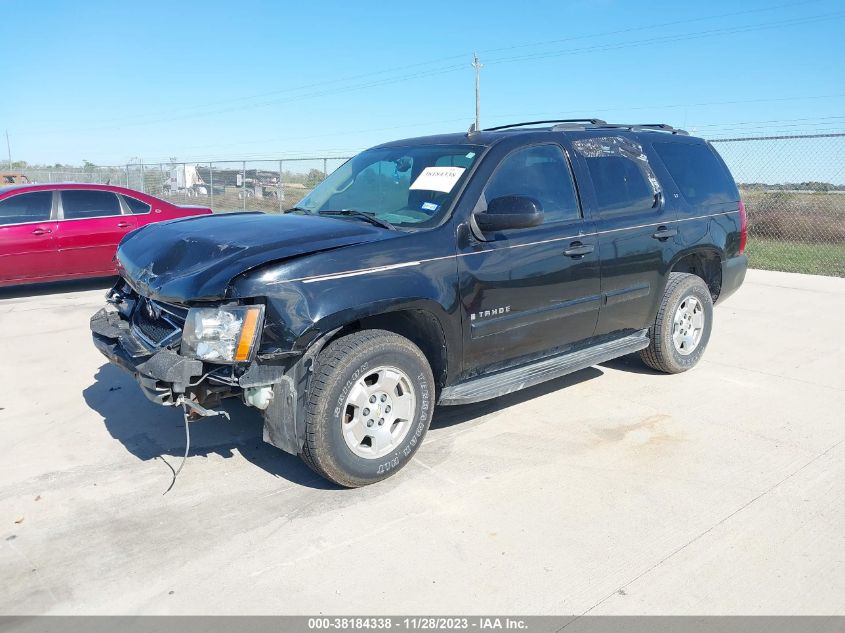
[1,0,844,172]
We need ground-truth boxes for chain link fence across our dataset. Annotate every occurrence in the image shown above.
[711,133,845,277]
[13,133,845,277]
[17,158,351,215]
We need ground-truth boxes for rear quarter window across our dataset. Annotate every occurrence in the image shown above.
[123,195,152,214]
[573,136,661,216]
[652,141,738,206]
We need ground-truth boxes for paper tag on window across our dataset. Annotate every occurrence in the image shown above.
[409,166,465,193]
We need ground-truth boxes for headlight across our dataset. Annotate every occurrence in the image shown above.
[181,305,264,363]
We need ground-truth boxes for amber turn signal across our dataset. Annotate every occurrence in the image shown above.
[234,306,262,362]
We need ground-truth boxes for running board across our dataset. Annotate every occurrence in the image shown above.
[439,330,650,406]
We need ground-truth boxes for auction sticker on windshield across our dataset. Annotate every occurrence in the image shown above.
[409,166,466,193]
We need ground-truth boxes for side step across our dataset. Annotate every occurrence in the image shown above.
[439,330,650,406]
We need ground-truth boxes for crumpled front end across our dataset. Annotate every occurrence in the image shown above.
[90,278,317,455]
[90,280,287,413]
[92,307,206,402]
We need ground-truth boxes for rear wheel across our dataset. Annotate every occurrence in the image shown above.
[640,272,713,374]
[301,329,434,487]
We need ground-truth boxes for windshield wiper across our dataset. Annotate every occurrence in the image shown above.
[318,209,396,230]
[285,206,312,214]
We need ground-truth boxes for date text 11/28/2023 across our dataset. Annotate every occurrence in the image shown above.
[307,617,528,630]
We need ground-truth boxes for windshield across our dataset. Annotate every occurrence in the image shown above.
[295,144,482,228]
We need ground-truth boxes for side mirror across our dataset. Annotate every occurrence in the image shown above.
[475,195,543,232]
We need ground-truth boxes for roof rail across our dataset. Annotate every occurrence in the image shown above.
[483,119,689,135]
[484,119,607,131]
[597,123,689,135]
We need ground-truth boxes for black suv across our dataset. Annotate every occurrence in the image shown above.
[91,118,747,487]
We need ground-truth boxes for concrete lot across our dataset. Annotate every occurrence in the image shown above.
[1,269,843,615]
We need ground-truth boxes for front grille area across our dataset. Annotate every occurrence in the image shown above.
[131,299,187,347]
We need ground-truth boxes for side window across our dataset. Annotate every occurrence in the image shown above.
[483,144,580,224]
[573,136,660,216]
[0,191,53,226]
[61,190,122,220]
[652,141,738,205]
[123,195,152,214]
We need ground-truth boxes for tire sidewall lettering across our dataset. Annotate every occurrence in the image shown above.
[665,282,713,370]
[333,361,369,418]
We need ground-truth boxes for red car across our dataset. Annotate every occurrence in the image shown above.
[0,183,212,287]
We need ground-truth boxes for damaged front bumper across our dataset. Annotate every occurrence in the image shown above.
[90,293,314,456]
[91,307,206,405]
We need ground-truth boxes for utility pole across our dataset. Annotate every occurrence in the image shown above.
[472,53,483,131]
[5,130,11,169]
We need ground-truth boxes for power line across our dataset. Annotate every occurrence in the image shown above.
[477,0,827,57]
[690,116,845,133]
[20,2,840,137]
[698,124,845,136]
[17,3,845,163]
[483,12,844,66]
[481,95,845,130]
[710,132,845,142]
[100,11,845,124]
[140,0,829,121]
[126,116,474,159]
[54,107,845,164]
[691,115,845,127]
[24,62,468,137]
[95,116,845,164]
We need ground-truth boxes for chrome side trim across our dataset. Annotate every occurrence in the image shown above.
[599,210,739,236]
[301,261,422,284]
[272,210,740,285]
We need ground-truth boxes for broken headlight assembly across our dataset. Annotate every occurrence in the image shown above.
[180,305,264,364]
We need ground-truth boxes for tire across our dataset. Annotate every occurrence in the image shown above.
[640,272,714,374]
[301,329,435,487]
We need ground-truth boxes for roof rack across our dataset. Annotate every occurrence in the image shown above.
[484,119,688,135]
[484,119,607,131]
[595,123,689,135]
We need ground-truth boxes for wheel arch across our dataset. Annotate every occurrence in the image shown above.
[294,300,456,394]
[668,246,724,302]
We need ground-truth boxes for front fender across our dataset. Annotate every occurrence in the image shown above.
[235,251,462,457]
[232,246,463,379]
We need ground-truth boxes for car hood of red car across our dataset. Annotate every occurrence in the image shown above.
[117,212,394,303]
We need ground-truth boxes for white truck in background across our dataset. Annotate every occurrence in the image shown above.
[164,164,208,197]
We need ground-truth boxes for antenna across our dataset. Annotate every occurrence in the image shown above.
[472,54,483,132]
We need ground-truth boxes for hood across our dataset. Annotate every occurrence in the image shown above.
[117,212,392,302]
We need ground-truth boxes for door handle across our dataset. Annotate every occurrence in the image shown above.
[117,221,130,228]
[563,241,595,258]
[31,228,52,236]
[652,226,677,240]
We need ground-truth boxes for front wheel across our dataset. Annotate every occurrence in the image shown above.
[640,272,714,374]
[301,329,435,487]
